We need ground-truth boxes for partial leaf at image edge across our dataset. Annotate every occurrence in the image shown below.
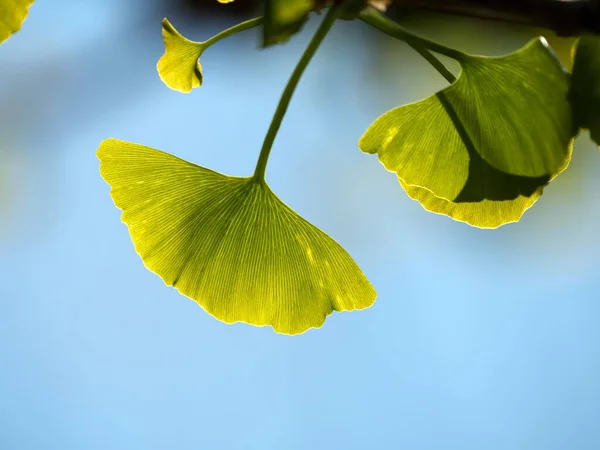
[360,38,574,209]
[97,139,376,335]
[0,0,34,44]
[570,35,600,146]
[263,0,315,47]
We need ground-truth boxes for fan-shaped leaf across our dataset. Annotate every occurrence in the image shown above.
[157,18,204,93]
[97,139,376,335]
[570,36,600,145]
[0,0,34,44]
[360,38,574,208]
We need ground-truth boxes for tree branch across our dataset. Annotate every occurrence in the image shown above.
[392,0,600,36]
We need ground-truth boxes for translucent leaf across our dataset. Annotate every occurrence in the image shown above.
[0,0,34,44]
[398,142,572,228]
[360,38,574,208]
[263,0,315,47]
[570,36,600,145]
[97,139,376,335]
[157,18,204,93]
[401,182,542,229]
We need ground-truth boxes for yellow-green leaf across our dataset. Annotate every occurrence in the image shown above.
[97,139,376,335]
[360,38,574,206]
[396,136,573,228]
[157,18,204,93]
[570,35,600,145]
[401,182,542,229]
[0,0,34,44]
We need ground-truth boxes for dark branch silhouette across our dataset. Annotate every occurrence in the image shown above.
[392,0,600,35]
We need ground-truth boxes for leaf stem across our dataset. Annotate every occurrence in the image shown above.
[406,42,457,84]
[253,7,339,181]
[359,8,468,62]
[204,17,264,48]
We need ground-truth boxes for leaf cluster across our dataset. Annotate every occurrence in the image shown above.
[2,0,600,334]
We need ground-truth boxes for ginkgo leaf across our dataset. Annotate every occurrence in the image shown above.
[97,139,376,335]
[157,18,204,93]
[360,38,574,206]
[398,141,573,228]
[263,0,314,47]
[0,0,34,44]
[570,35,600,145]
[401,182,542,229]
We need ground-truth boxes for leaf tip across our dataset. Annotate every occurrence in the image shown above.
[0,0,35,45]
[96,138,116,160]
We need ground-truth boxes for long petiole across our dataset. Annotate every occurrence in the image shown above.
[359,8,468,62]
[204,17,264,48]
[406,42,457,84]
[253,6,340,181]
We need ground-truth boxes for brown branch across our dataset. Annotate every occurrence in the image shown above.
[392,0,600,36]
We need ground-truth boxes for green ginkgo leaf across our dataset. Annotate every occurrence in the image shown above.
[0,0,34,44]
[263,0,315,47]
[360,38,574,206]
[398,141,572,228]
[97,139,376,335]
[570,35,600,145]
[157,18,204,93]
[401,182,542,229]
[157,17,263,93]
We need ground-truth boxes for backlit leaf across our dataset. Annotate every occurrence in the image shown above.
[0,0,34,44]
[157,18,204,93]
[401,182,542,229]
[360,38,574,210]
[570,35,600,145]
[398,142,572,228]
[263,0,315,47]
[97,139,376,335]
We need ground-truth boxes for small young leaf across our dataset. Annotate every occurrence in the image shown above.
[97,139,376,335]
[157,18,204,93]
[0,0,34,44]
[570,36,600,145]
[360,38,574,209]
[263,0,315,47]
